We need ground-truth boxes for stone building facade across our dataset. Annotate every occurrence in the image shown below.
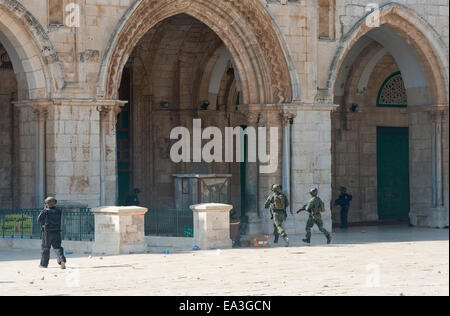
[0,0,448,235]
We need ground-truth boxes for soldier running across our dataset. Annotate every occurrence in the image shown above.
[265,184,290,247]
[298,188,332,245]
[37,197,67,269]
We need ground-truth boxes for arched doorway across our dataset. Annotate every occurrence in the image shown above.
[330,4,449,228]
[0,0,62,208]
[0,42,17,208]
[98,0,297,235]
[116,14,256,235]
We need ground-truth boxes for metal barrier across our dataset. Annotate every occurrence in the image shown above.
[145,209,194,238]
[0,208,94,241]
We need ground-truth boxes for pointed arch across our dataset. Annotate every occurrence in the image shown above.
[329,3,448,106]
[97,0,297,104]
[0,0,64,100]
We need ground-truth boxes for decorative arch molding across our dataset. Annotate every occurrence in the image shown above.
[0,0,64,99]
[97,0,295,104]
[328,3,449,106]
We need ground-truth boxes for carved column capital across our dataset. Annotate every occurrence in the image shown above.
[96,100,127,118]
[32,106,49,121]
[13,99,53,121]
[281,111,297,125]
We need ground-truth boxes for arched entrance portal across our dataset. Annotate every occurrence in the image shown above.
[1,1,63,209]
[116,14,261,235]
[330,4,449,228]
[99,0,298,236]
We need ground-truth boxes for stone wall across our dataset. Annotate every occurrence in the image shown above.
[0,0,447,230]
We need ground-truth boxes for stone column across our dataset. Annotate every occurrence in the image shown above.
[431,107,445,208]
[238,105,283,235]
[282,112,297,215]
[409,105,449,228]
[97,102,126,206]
[430,106,448,227]
[33,105,48,208]
[243,110,263,235]
[13,100,53,208]
[190,203,233,250]
[92,206,148,255]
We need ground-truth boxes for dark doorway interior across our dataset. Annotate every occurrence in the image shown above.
[117,66,132,206]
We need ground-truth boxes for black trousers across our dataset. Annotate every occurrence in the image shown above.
[340,207,349,228]
[40,231,66,267]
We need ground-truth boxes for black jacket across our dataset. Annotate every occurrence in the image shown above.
[126,194,140,206]
[37,207,62,232]
[334,193,353,208]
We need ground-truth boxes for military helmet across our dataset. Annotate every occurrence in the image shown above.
[272,184,282,192]
[310,188,318,196]
[44,197,57,207]
[340,186,347,193]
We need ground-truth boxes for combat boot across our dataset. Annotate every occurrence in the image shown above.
[282,235,290,247]
[326,235,332,245]
[274,234,279,244]
[60,262,66,270]
[302,238,310,244]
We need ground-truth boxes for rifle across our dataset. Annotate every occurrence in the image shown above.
[296,204,309,214]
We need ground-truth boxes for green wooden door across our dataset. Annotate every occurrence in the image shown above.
[377,127,410,221]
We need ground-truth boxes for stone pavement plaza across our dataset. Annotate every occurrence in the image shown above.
[0,226,448,296]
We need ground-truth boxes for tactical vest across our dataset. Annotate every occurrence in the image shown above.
[272,193,287,210]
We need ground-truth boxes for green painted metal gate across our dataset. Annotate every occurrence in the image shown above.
[377,127,410,221]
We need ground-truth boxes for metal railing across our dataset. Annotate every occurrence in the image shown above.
[145,209,194,238]
[0,208,94,241]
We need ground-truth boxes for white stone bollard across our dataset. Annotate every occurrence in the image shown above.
[190,203,233,250]
[92,206,148,255]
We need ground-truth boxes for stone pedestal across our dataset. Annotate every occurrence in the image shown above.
[190,203,233,250]
[92,206,148,255]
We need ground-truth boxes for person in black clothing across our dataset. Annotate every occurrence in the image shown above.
[37,197,66,269]
[334,187,353,229]
[126,188,141,206]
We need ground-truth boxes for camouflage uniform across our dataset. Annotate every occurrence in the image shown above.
[265,185,290,246]
[303,189,332,244]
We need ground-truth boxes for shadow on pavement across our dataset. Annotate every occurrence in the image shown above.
[1,226,448,261]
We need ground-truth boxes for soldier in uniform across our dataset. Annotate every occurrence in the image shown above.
[264,184,290,247]
[334,186,353,229]
[37,197,66,269]
[300,188,332,244]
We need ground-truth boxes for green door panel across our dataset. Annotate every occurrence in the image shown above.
[377,127,410,221]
